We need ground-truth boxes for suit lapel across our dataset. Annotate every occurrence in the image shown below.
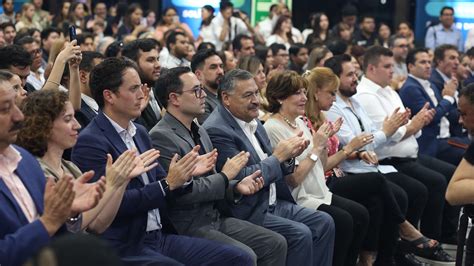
[96,112,145,185]
[218,104,263,162]
[409,77,436,107]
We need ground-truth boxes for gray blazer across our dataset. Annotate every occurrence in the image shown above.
[149,112,237,234]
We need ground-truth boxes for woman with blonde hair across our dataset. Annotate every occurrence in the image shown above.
[305,67,445,265]
[16,3,42,31]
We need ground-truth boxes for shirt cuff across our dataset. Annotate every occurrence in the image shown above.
[443,95,455,104]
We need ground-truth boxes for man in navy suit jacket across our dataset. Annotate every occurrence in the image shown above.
[0,71,101,265]
[400,47,469,166]
[71,57,252,265]
[203,69,335,266]
[75,51,105,129]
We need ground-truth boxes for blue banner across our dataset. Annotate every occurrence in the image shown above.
[415,0,474,47]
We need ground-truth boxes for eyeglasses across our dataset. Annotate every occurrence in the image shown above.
[29,48,42,55]
[181,85,204,98]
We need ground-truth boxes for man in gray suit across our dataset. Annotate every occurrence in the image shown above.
[149,67,287,266]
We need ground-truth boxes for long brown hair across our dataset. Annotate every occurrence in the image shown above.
[304,67,339,128]
[272,15,294,45]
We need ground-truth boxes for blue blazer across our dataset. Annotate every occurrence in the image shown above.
[71,111,173,256]
[399,76,458,156]
[0,145,51,266]
[203,104,295,226]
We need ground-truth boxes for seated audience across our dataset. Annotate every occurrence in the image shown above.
[155,7,194,44]
[161,31,190,69]
[0,71,103,265]
[266,15,297,50]
[203,69,335,266]
[400,47,469,166]
[151,67,288,265]
[355,46,459,253]
[264,70,369,266]
[71,57,251,265]
[324,54,453,265]
[288,44,309,75]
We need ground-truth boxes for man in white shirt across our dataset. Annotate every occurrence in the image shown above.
[209,1,251,51]
[357,46,459,255]
[255,4,278,40]
[160,31,190,69]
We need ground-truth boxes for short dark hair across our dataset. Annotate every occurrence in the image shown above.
[14,35,35,46]
[360,14,375,23]
[155,66,191,109]
[79,51,105,72]
[265,71,307,113]
[0,21,15,31]
[217,69,254,101]
[105,41,124,58]
[197,42,216,51]
[191,48,219,72]
[89,57,139,108]
[232,34,252,52]
[40,27,60,41]
[466,47,474,58]
[326,39,348,56]
[406,47,429,68]
[433,44,458,66]
[460,83,474,105]
[440,6,454,16]
[0,45,32,68]
[363,45,393,72]
[220,1,233,11]
[76,33,94,46]
[122,38,159,62]
[324,53,352,77]
[166,31,186,50]
[269,43,286,56]
[289,44,305,57]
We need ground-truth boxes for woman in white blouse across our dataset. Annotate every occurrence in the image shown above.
[266,15,300,50]
[263,71,369,266]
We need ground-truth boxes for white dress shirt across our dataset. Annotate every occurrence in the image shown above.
[103,113,162,232]
[210,13,250,51]
[232,114,276,206]
[355,76,420,159]
[412,73,454,139]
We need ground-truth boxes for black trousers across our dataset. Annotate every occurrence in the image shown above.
[328,171,424,262]
[328,170,427,260]
[318,194,369,266]
[381,155,459,240]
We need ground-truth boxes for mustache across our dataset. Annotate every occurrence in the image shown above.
[9,121,23,132]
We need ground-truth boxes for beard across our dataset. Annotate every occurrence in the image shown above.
[207,75,223,90]
[339,86,357,98]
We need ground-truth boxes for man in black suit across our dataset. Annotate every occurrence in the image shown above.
[75,51,105,128]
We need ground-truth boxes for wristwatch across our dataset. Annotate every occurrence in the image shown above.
[160,179,170,194]
[309,153,319,162]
